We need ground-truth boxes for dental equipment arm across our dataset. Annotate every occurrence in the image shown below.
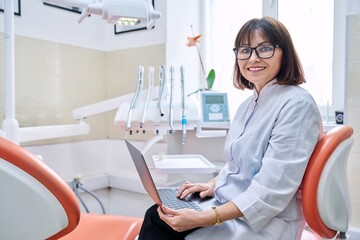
[157,66,165,117]
[168,66,175,133]
[180,66,187,144]
[43,0,161,30]
[140,66,154,128]
[78,0,161,29]
[126,65,144,131]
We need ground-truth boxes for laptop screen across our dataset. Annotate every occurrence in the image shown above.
[125,140,162,206]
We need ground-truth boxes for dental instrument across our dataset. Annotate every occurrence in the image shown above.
[157,65,165,117]
[180,66,187,144]
[140,66,154,128]
[168,66,175,133]
[126,65,144,131]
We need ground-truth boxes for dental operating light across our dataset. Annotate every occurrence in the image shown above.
[43,0,161,29]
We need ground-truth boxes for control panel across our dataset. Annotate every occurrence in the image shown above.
[200,92,230,124]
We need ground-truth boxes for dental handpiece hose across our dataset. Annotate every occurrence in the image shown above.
[141,66,154,128]
[180,66,186,144]
[169,66,175,133]
[126,65,144,131]
[158,66,165,117]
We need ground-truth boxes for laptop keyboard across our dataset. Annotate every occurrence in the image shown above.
[158,188,202,211]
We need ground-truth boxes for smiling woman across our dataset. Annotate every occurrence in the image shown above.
[232,17,304,93]
[234,40,284,93]
[137,16,323,240]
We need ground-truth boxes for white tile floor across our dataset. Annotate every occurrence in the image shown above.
[76,188,154,218]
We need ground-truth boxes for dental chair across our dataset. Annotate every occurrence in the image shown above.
[0,137,143,240]
[301,125,354,240]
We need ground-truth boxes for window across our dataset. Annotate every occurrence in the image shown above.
[204,0,346,122]
[204,0,262,118]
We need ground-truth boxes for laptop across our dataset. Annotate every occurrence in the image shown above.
[125,140,206,211]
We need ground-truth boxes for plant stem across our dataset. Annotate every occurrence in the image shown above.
[190,25,206,76]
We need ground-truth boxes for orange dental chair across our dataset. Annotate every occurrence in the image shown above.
[300,125,354,240]
[0,137,143,240]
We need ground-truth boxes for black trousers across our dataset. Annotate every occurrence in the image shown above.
[138,204,198,240]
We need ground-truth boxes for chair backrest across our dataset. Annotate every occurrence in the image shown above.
[301,125,354,239]
[0,137,80,240]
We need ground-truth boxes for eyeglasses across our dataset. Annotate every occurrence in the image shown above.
[233,44,280,60]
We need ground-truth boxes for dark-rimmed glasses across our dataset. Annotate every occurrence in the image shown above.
[233,44,280,60]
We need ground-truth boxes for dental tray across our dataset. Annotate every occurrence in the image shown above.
[151,154,216,174]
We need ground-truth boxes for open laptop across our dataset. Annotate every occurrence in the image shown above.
[125,140,207,211]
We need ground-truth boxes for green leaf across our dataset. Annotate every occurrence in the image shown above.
[206,69,216,89]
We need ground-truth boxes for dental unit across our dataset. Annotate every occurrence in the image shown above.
[114,65,230,144]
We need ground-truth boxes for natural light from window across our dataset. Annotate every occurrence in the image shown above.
[206,0,338,122]
[278,0,334,107]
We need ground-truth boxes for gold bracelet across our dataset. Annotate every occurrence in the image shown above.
[211,206,222,225]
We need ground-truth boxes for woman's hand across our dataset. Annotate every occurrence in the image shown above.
[157,178,217,232]
[177,178,216,199]
[157,205,212,232]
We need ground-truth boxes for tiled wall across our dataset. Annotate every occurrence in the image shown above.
[347,14,360,227]
[0,34,165,145]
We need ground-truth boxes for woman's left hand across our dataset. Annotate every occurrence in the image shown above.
[157,205,207,232]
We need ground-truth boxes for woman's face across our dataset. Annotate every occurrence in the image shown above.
[237,30,283,93]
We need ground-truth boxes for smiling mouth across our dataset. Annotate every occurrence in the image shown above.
[248,67,266,71]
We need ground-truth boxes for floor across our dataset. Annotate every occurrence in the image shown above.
[76,187,154,218]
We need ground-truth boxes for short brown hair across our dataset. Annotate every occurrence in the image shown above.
[233,17,305,90]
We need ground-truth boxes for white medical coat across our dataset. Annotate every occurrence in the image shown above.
[187,80,323,240]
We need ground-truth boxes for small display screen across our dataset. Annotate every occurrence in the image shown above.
[205,95,224,104]
[209,113,223,120]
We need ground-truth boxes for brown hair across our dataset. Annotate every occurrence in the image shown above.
[233,17,305,90]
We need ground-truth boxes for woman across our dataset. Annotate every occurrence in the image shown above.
[138,16,323,240]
